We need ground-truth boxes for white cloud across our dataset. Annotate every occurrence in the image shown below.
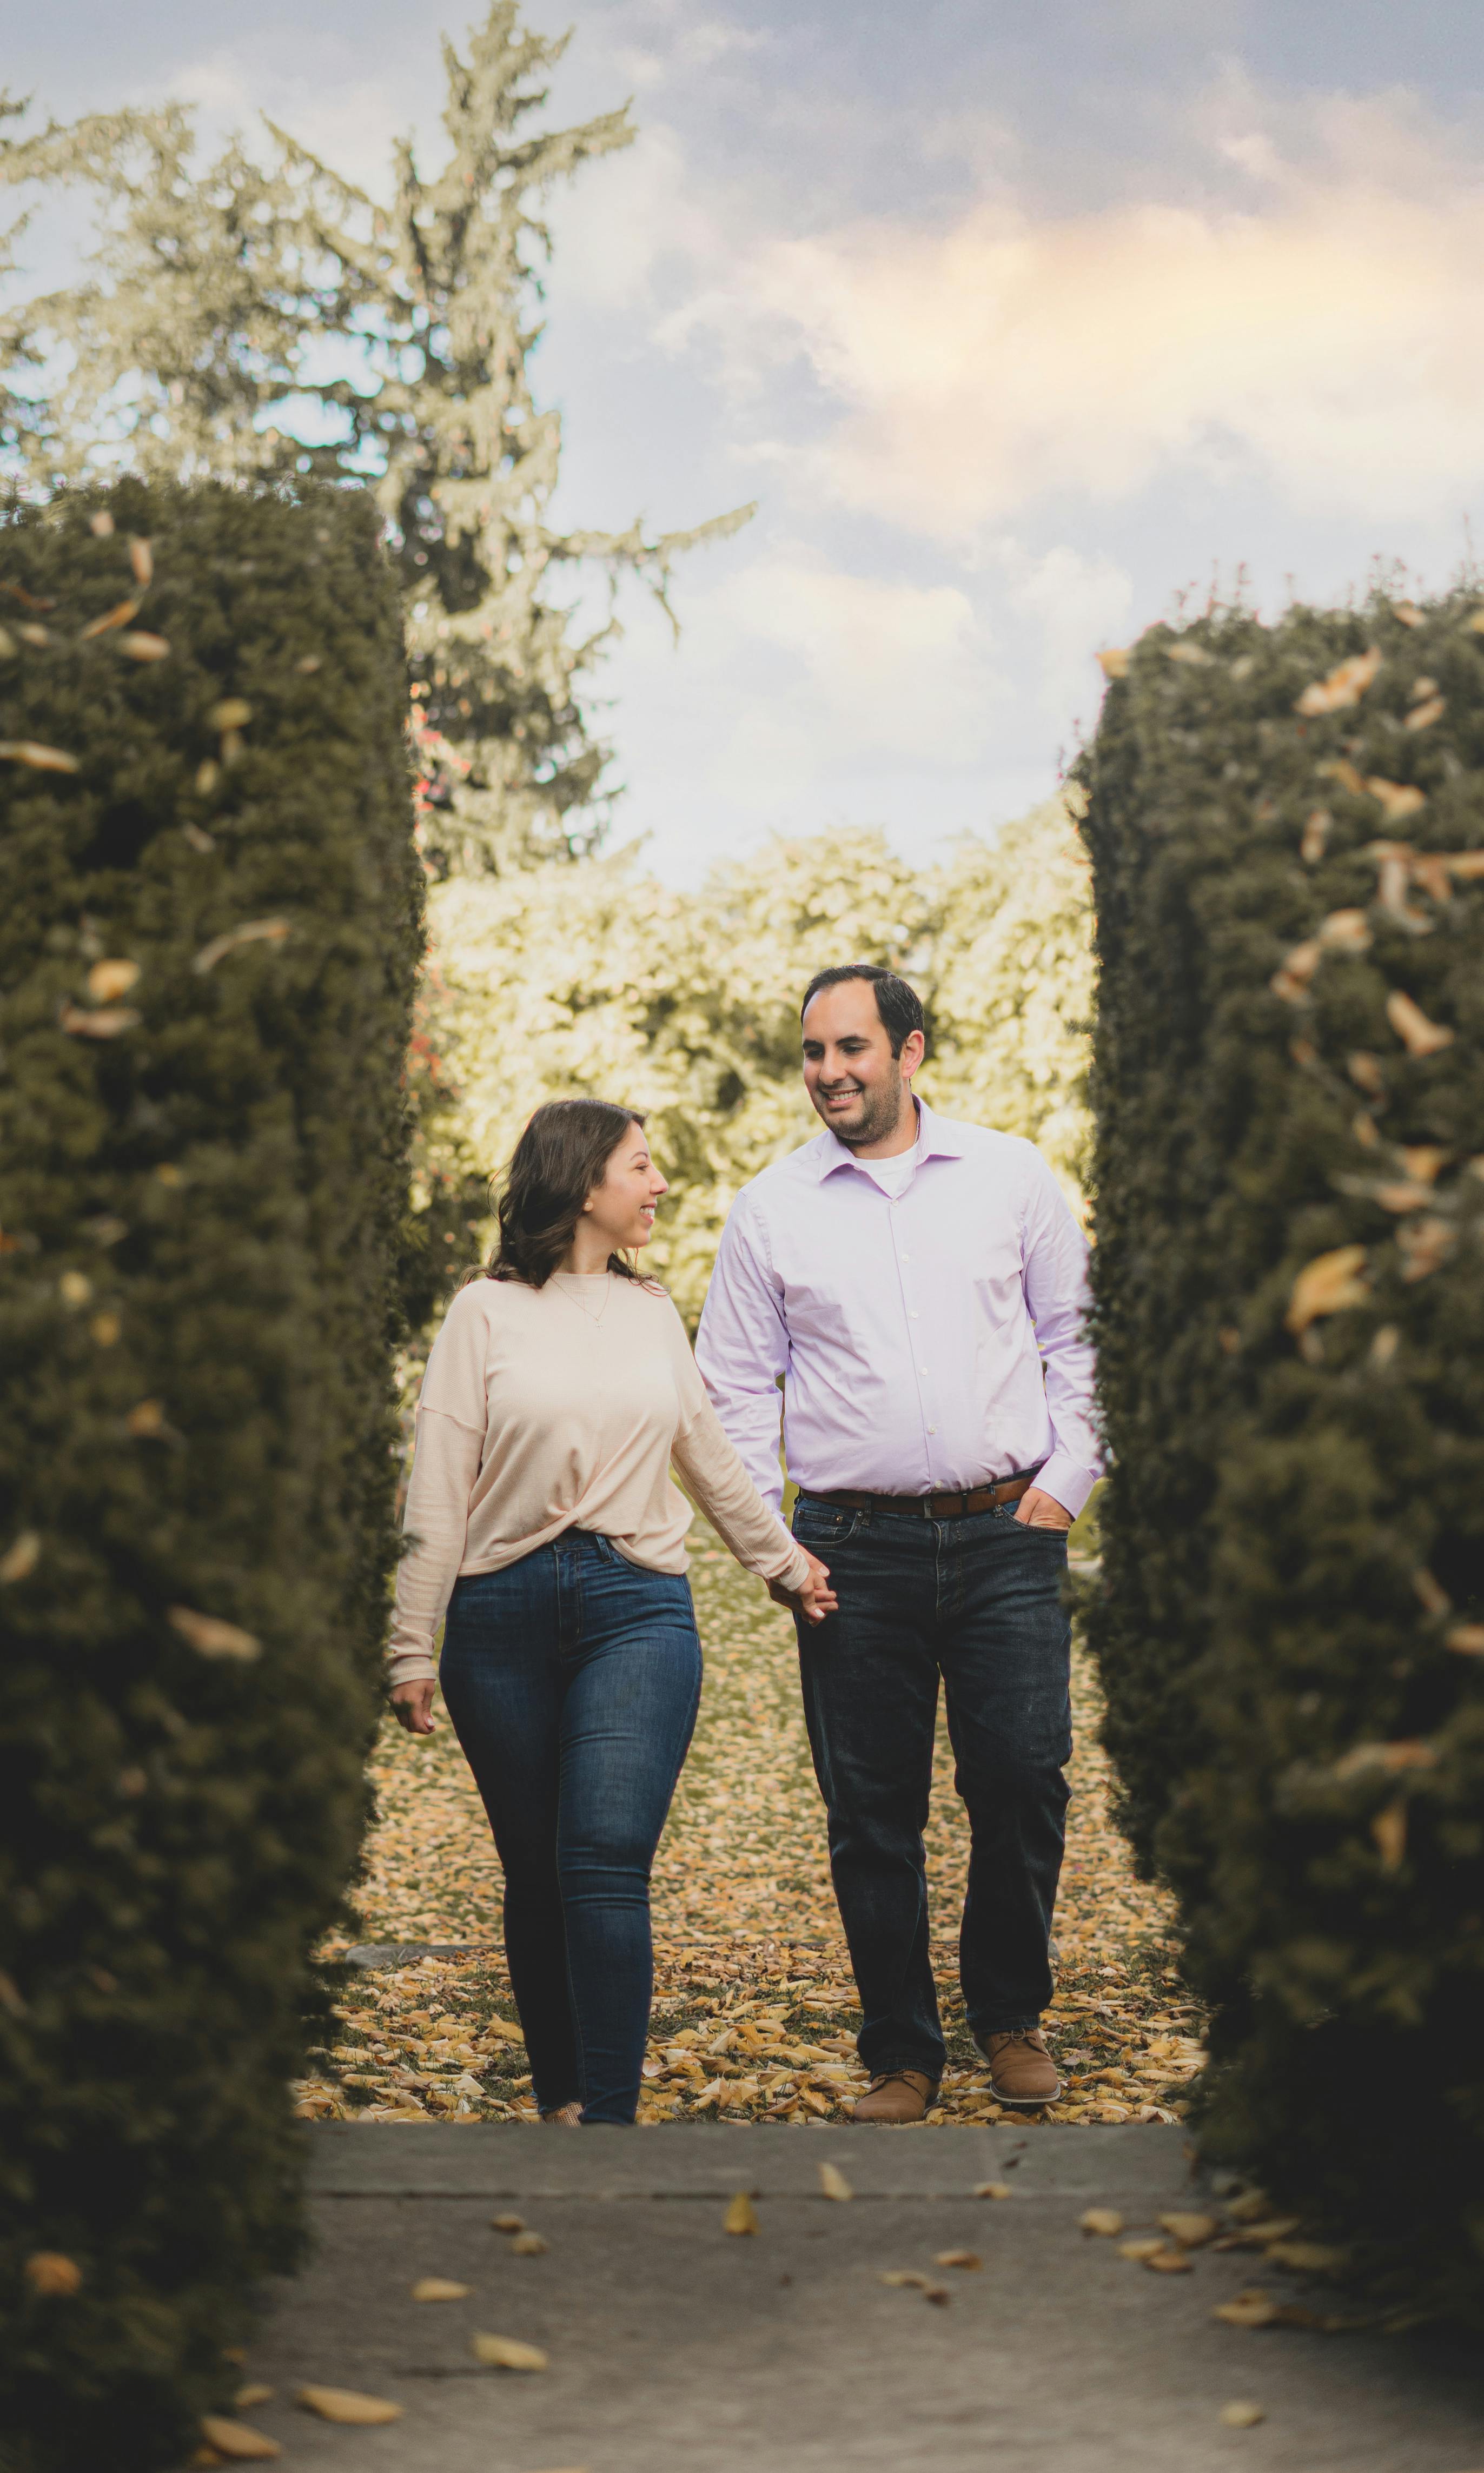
[997,544,1135,717]
[699,551,1003,774]
[677,91,1484,538]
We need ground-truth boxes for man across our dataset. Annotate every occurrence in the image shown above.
[695,964,1099,2121]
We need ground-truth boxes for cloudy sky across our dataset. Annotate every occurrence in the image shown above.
[10,1,1484,878]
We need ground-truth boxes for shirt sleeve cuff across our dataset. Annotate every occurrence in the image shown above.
[388,1648,438,1689]
[1033,1454,1097,1523]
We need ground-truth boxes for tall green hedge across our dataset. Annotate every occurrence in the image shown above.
[0,480,422,2468]
[1079,596,1484,2319]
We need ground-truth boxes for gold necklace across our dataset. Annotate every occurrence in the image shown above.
[551,1271,612,1327]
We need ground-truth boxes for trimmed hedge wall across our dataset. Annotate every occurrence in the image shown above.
[1078,596,1484,2319]
[0,481,421,2468]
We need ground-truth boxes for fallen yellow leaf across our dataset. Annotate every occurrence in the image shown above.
[199,2419,280,2463]
[1294,646,1380,714]
[818,2162,853,2202]
[1117,2237,1165,2262]
[233,2387,274,2411]
[1371,1801,1407,1870]
[1097,647,1130,679]
[490,2212,525,2233]
[58,1002,140,1038]
[0,740,79,771]
[723,2192,758,2236]
[1365,777,1426,821]
[1317,907,1372,953]
[1404,695,1445,731]
[1225,2193,1274,2224]
[0,1532,41,1584]
[934,2250,982,2271]
[1218,2402,1266,2428]
[1397,1215,1456,1280]
[974,2182,1013,2200]
[1445,1623,1484,1656]
[879,2271,950,2304]
[1221,2217,1300,2249]
[129,537,154,587]
[1300,807,1331,863]
[87,959,141,1004]
[120,631,171,662]
[1264,2239,1349,2275]
[192,918,292,975]
[1214,2290,1278,2328]
[1284,1245,1369,1334]
[1269,939,1320,1002]
[410,2277,471,2300]
[1159,2212,1220,2249]
[24,2253,82,2297]
[1145,2247,1194,2274]
[470,2333,548,2371]
[296,2385,403,2424]
[1386,989,1453,1057]
[510,2229,548,2255]
[79,597,142,640]
[1078,2209,1124,2237]
[1334,1739,1436,1779]
[168,1606,261,1663]
[210,698,253,731]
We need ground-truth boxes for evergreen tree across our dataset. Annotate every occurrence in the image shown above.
[1,5,751,871]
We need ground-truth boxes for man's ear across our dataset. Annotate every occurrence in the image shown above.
[900,1028,926,1080]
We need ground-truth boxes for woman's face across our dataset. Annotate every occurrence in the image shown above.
[584,1125,668,1252]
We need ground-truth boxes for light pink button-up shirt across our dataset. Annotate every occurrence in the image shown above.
[694,1100,1101,1519]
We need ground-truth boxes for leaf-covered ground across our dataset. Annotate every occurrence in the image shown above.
[304,1547,1203,2128]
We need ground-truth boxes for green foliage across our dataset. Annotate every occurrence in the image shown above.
[0,479,421,2468]
[1079,598,1484,2318]
[2,3,752,874]
[419,798,1094,1328]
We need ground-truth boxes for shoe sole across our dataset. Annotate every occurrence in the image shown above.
[990,2086,1060,2107]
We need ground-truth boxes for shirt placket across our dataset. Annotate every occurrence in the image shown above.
[883,1178,936,1493]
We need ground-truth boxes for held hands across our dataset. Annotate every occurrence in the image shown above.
[769,1548,838,1626]
[390,1678,438,1735]
[1015,1484,1074,1531]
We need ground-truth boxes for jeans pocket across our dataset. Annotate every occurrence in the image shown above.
[792,1506,860,1547]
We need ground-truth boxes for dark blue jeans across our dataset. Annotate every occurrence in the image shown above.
[438,1533,702,2124]
[791,1493,1072,2081]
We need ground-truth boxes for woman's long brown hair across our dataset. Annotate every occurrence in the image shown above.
[481,1098,651,1289]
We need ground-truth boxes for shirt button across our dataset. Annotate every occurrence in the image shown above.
[928,1426,936,1435]
[900,1253,910,1262]
[909,1310,919,1319]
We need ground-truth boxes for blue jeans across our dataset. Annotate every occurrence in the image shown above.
[791,1493,1072,2081]
[438,1533,702,2124]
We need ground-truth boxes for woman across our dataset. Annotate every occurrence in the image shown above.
[388,1099,833,2125]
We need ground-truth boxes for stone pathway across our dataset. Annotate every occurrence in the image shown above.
[223,2124,1484,2473]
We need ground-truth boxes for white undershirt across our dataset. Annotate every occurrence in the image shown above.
[858,1144,918,1198]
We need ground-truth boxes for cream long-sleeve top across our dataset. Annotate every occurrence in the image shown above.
[387,1269,811,1687]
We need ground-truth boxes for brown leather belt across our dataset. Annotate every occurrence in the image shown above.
[815,1476,1033,1519]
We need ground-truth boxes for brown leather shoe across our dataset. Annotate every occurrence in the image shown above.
[982,2030,1059,2107]
[851,2068,939,2124]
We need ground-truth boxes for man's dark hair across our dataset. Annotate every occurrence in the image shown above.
[800,964,925,1058]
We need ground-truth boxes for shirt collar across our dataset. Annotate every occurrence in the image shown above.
[816,1096,965,1182]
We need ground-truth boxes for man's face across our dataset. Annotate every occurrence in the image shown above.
[800,980,920,1148]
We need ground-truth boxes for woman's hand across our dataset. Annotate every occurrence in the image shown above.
[390,1678,438,1735]
[770,1549,838,1626]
